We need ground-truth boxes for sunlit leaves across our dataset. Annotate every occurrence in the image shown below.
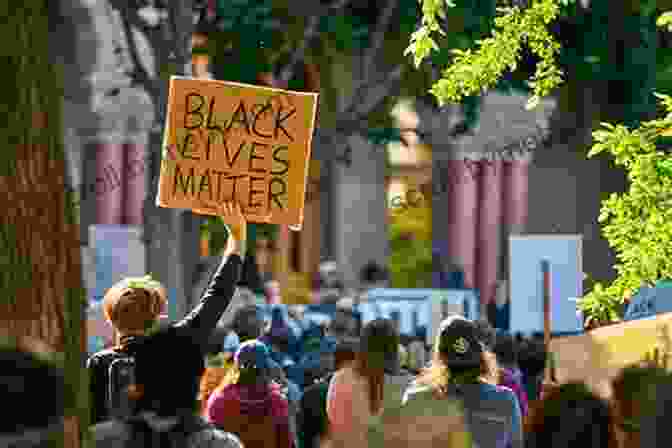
[579,88,672,326]
[406,0,564,108]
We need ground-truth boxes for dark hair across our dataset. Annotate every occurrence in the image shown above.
[473,319,496,351]
[0,340,66,434]
[334,340,358,370]
[526,382,616,448]
[131,326,205,416]
[233,305,265,342]
[640,376,672,448]
[356,319,399,414]
[360,261,387,283]
[612,364,670,437]
[518,338,547,379]
[494,334,518,366]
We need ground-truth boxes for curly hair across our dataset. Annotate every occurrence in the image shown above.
[103,277,166,335]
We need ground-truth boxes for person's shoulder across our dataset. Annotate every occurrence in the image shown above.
[87,348,119,364]
[303,378,328,396]
[211,384,238,402]
[189,427,244,448]
[270,388,290,417]
[478,383,519,405]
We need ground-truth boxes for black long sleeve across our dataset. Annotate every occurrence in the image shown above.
[175,254,242,349]
[298,379,330,448]
[87,254,241,425]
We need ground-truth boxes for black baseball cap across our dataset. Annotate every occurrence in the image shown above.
[437,316,485,369]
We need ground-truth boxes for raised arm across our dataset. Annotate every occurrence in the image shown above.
[175,202,247,347]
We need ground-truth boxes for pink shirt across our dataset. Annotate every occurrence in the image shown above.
[206,383,292,448]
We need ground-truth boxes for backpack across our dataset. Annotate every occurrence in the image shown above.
[108,356,137,419]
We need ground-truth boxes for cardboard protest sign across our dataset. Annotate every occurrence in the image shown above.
[156,76,319,226]
[549,312,672,399]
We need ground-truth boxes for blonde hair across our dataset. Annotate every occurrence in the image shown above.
[415,324,499,395]
[103,276,166,335]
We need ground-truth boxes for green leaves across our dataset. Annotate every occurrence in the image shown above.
[405,27,440,68]
[657,11,672,32]
[580,90,672,326]
[406,0,564,107]
[404,0,451,68]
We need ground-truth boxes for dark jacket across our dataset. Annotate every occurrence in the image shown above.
[87,254,243,425]
[297,374,332,448]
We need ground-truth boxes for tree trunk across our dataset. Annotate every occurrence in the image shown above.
[0,2,86,447]
[142,1,199,321]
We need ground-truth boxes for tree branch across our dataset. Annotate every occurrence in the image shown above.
[352,64,404,117]
[363,0,397,80]
[167,1,193,75]
[117,5,158,100]
[277,0,351,85]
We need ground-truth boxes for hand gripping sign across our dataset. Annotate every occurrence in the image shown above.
[156,76,319,229]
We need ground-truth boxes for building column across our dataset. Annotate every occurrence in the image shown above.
[123,133,149,225]
[503,152,532,236]
[445,155,480,290]
[94,133,125,224]
[476,156,504,314]
[499,151,532,310]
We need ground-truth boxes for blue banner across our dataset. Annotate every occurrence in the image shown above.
[359,288,480,345]
[624,280,672,321]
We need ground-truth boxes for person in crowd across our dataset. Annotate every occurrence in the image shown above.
[206,340,293,448]
[313,260,345,304]
[406,338,428,374]
[87,201,247,425]
[199,332,241,417]
[290,335,338,389]
[232,303,302,446]
[402,316,523,448]
[91,326,243,448]
[325,318,411,448]
[232,303,302,405]
[262,306,301,366]
[359,260,389,296]
[611,363,671,448]
[494,334,529,417]
[640,371,672,448]
[199,366,229,419]
[87,203,247,424]
[0,335,69,448]
[524,382,615,448]
[473,319,497,351]
[297,339,357,448]
[517,338,547,402]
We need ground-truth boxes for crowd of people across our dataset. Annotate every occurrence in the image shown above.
[2,203,672,448]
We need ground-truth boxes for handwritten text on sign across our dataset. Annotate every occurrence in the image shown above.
[156,77,319,226]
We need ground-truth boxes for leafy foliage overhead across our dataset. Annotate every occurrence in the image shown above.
[578,91,672,325]
[406,0,564,110]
